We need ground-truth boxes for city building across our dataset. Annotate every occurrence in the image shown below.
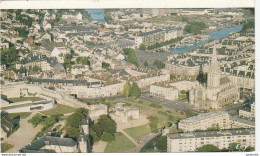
[239,102,255,120]
[229,116,255,129]
[178,111,230,132]
[150,84,179,101]
[167,128,255,152]
[165,63,200,78]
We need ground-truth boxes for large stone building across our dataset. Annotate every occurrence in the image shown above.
[178,111,230,132]
[109,102,140,123]
[135,27,183,47]
[28,78,125,99]
[150,83,178,101]
[166,62,200,78]
[189,44,240,109]
[167,128,255,152]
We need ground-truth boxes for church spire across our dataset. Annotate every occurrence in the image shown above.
[207,41,221,88]
[209,41,220,72]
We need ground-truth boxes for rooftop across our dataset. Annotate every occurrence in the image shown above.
[20,135,77,153]
[167,128,255,139]
[180,111,228,123]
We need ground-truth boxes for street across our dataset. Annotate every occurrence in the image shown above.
[140,92,201,114]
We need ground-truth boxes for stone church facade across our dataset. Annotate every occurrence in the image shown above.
[189,44,240,110]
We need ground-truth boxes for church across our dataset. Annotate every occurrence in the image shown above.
[189,43,240,110]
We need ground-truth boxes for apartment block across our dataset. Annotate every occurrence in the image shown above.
[167,128,255,152]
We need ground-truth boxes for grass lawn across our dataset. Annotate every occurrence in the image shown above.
[148,110,182,128]
[104,132,136,153]
[1,143,13,153]
[1,103,34,110]
[124,124,151,143]
[8,112,32,119]
[7,97,45,103]
[123,98,154,107]
[131,104,150,113]
[40,104,77,116]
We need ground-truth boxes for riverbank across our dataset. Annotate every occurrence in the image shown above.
[170,20,254,53]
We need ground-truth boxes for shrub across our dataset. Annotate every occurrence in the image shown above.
[28,114,44,127]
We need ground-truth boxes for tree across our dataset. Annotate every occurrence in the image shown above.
[66,126,80,139]
[92,123,103,138]
[82,57,89,65]
[147,115,158,132]
[18,66,25,73]
[130,82,141,99]
[156,136,167,152]
[245,146,255,152]
[124,26,128,31]
[33,66,40,72]
[98,115,116,134]
[66,108,88,128]
[153,59,165,69]
[139,44,146,51]
[229,143,239,152]
[144,60,148,66]
[123,81,131,98]
[102,62,110,70]
[89,128,99,142]
[28,114,44,127]
[197,144,220,152]
[101,132,115,142]
[75,57,82,64]
[64,54,73,70]
[196,73,207,84]
[124,48,138,66]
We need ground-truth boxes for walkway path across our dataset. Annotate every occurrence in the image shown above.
[123,131,162,153]
[120,99,186,118]
[92,141,107,153]
[3,112,42,153]
[120,130,138,146]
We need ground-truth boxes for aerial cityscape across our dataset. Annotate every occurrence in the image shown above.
[0,8,255,153]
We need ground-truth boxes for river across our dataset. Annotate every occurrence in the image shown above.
[170,21,252,53]
[86,9,252,53]
[87,9,105,23]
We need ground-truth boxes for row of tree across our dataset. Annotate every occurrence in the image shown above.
[139,37,184,51]
[123,82,141,99]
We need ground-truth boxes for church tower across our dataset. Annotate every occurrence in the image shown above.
[207,42,221,88]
